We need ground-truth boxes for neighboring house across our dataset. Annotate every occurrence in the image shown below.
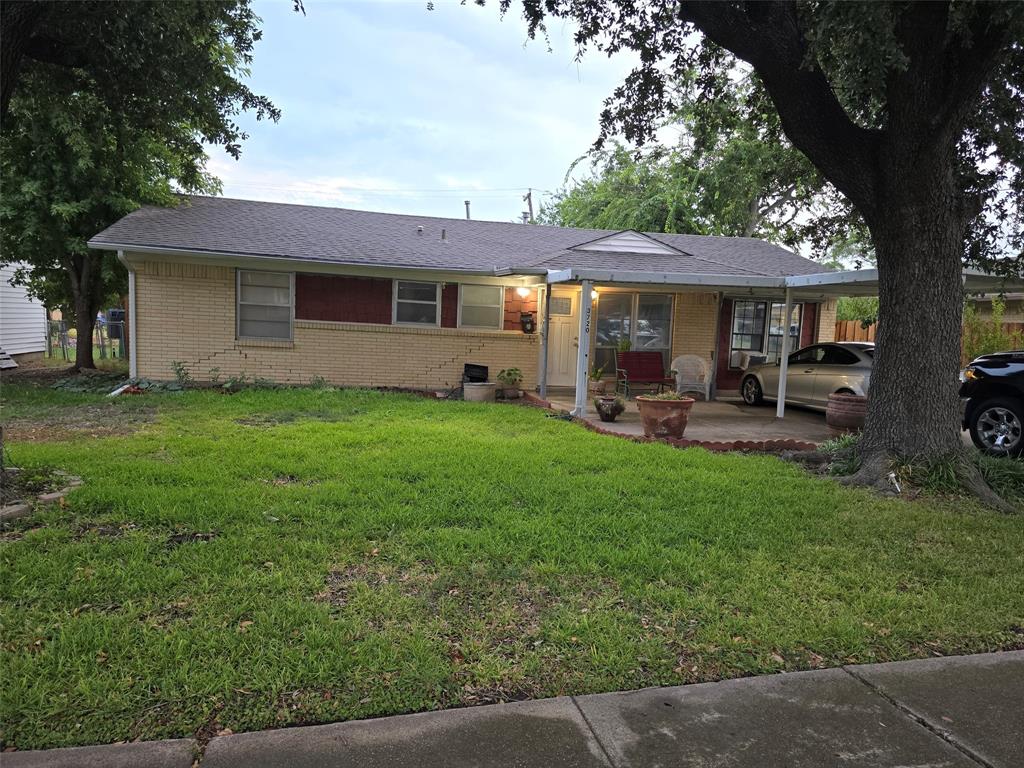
[0,263,47,365]
[967,293,1024,323]
[87,196,1012,415]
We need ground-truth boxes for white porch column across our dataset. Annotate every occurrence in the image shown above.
[539,286,551,399]
[775,287,793,418]
[572,280,593,416]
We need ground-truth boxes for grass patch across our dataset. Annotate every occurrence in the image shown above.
[1,384,1023,750]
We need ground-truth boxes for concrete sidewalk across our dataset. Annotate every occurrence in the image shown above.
[7,651,1021,767]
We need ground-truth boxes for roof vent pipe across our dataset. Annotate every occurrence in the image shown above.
[416,226,423,235]
[464,200,471,220]
[441,228,447,243]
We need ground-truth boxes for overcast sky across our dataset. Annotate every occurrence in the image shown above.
[206,0,637,223]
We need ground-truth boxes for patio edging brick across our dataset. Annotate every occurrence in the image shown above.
[575,417,818,453]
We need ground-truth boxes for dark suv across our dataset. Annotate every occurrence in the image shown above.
[960,351,1024,456]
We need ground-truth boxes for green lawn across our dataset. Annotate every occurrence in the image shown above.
[1,384,1022,750]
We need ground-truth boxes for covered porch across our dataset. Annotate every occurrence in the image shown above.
[537,267,1022,420]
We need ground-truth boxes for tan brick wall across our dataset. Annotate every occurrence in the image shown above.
[133,258,538,389]
[816,299,838,343]
[670,292,718,368]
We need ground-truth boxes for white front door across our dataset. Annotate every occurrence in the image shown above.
[546,290,579,386]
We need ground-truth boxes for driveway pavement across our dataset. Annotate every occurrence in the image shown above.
[7,651,1021,767]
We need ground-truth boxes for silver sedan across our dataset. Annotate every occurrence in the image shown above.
[740,342,874,411]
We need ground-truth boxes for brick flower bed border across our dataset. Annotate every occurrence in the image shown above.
[519,391,818,453]
[577,419,818,453]
[0,471,83,523]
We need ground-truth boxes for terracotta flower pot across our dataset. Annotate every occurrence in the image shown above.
[635,396,695,439]
[826,393,867,434]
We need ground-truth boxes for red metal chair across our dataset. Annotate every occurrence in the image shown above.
[615,351,674,397]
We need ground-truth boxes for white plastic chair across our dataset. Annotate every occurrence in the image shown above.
[671,354,711,400]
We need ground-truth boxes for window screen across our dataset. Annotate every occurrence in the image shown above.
[238,270,292,340]
[765,303,801,363]
[394,280,439,325]
[459,284,503,329]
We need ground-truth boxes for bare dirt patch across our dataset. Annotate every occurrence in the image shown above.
[4,404,155,442]
[235,410,354,428]
[166,531,218,548]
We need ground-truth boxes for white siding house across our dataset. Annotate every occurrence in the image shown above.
[1,263,47,361]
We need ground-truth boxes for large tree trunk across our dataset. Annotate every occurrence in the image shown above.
[73,295,97,371]
[860,203,966,460]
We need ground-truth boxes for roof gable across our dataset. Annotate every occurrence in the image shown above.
[571,230,682,256]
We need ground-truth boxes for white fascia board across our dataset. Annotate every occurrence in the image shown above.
[104,244,526,286]
[783,270,879,288]
[547,267,783,290]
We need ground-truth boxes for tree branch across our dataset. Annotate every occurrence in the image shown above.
[678,1,882,215]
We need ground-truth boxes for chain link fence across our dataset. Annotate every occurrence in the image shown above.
[46,319,127,362]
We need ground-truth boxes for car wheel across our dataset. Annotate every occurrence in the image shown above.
[741,376,764,406]
[968,397,1024,457]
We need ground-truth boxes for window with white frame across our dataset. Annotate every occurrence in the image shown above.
[237,270,293,340]
[393,280,440,325]
[459,284,504,329]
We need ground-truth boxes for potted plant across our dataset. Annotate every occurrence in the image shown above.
[496,368,523,399]
[617,338,632,352]
[588,364,606,394]
[594,394,625,423]
[635,391,695,439]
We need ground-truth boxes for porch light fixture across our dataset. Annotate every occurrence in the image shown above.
[515,286,531,298]
[591,289,599,300]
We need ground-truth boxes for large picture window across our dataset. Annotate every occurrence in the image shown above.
[459,284,503,329]
[594,292,673,374]
[393,280,440,326]
[237,270,293,340]
[729,299,802,368]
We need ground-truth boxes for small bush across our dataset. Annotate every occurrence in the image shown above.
[820,432,861,476]
[962,297,1024,365]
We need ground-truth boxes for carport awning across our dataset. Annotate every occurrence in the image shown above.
[544,266,1024,419]
[545,266,1024,298]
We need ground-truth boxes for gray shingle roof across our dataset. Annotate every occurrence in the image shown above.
[89,195,826,277]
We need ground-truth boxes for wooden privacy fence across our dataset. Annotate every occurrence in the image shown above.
[834,320,876,342]
[835,321,1024,344]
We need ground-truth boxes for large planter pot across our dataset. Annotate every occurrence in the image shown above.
[501,386,521,400]
[826,393,867,433]
[636,396,695,439]
[463,382,497,403]
[588,380,607,395]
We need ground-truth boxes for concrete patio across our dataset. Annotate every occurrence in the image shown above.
[544,389,833,445]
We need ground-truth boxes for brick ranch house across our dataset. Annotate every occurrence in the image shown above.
[88,196,1012,416]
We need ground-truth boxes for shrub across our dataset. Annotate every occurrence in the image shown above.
[962,297,1024,365]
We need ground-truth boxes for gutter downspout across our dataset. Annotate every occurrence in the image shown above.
[116,250,138,379]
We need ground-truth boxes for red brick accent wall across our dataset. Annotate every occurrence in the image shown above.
[801,303,817,348]
[716,298,741,390]
[503,287,538,332]
[295,274,392,324]
[441,283,458,328]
